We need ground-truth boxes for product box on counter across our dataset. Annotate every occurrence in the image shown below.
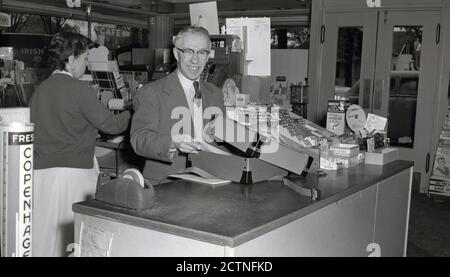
[320,152,364,170]
[364,147,399,165]
[329,143,359,157]
[326,99,351,136]
[236,93,250,107]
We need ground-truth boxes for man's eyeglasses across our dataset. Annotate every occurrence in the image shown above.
[175,47,210,61]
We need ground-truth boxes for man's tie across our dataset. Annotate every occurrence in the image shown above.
[193,81,201,99]
[192,81,203,142]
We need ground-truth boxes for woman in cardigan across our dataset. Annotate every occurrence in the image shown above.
[30,32,131,257]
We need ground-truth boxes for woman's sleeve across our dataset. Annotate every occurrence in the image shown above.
[77,83,131,134]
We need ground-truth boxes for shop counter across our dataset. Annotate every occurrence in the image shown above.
[73,160,413,257]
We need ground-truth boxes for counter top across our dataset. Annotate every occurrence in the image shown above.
[73,160,413,247]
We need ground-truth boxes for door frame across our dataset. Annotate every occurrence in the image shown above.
[374,10,442,192]
[317,11,378,122]
[308,0,450,193]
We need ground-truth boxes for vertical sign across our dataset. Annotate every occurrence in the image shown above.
[189,1,220,35]
[14,132,33,257]
[1,123,34,257]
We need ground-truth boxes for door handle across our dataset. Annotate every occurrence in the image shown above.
[320,25,325,43]
[425,153,430,173]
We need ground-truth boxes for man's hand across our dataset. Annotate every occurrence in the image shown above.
[203,120,216,143]
[172,134,202,154]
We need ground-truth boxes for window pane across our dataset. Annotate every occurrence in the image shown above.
[334,27,363,105]
[387,26,422,148]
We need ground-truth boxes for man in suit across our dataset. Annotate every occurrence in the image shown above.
[130,26,225,184]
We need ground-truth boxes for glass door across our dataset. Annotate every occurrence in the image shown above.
[374,11,441,192]
[318,11,378,123]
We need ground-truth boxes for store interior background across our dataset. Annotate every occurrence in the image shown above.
[0,0,449,256]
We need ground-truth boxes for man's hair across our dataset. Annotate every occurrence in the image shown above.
[173,26,211,48]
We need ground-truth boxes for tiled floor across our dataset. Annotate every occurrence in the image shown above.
[407,179,450,257]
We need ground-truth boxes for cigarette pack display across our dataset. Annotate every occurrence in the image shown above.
[431,146,450,181]
[439,130,450,140]
[329,144,359,157]
[438,138,450,147]
[429,178,450,196]
[429,110,450,197]
[443,117,450,130]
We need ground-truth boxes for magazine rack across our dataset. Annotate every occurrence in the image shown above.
[90,70,123,99]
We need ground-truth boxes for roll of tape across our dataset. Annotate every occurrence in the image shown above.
[108,98,125,110]
[122,168,145,188]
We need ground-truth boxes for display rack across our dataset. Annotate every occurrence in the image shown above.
[90,70,124,99]
[429,109,450,197]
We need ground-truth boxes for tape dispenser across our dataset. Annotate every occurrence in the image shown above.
[95,168,155,210]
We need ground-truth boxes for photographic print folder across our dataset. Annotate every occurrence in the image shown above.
[168,167,231,187]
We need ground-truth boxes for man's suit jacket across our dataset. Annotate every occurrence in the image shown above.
[130,71,225,183]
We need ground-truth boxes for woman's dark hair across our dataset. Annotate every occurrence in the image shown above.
[48,32,94,71]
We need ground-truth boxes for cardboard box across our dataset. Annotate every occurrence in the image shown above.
[330,143,359,157]
[320,152,364,170]
[364,148,399,165]
[0,107,30,123]
[236,94,250,107]
[326,100,351,135]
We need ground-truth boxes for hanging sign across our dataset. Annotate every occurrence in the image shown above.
[366,0,381,8]
[66,0,81,8]
[0,12,11,27]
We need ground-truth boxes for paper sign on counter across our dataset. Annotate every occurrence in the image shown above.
[189,1,219,35]
[365,113,387,132]
[168,167,231,187]
[79,223,114,257]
